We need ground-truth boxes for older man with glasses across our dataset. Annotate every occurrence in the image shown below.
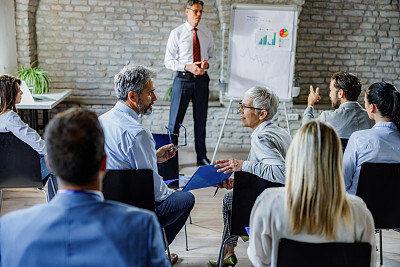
[165,0,215,166]
[209,86,292,267]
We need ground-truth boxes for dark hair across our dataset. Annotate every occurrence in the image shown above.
[366,82,400,132]
[331,71,361,101]
[0,75,21,115]
[186,0,204,9]
[44,108,104,185]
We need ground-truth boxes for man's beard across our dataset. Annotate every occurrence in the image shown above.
[331,93,341,109]
[137,97,153,115]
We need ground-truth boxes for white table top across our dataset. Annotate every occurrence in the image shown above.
[16,89,72,110]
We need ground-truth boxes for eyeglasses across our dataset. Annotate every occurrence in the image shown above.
[165,123,187,148]
[238,102,265,111]
[190,9,203,14]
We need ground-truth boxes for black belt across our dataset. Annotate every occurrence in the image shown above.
[176,71,207,79]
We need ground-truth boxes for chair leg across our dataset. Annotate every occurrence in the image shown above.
[184,222,189,251]
[189,213,192,224]
[162,228,173,267]
[38,188,49,203]
[49,177,57,197]
[217,216,231,267]
[379,230,383,267]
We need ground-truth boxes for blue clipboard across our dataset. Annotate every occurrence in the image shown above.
[181,165,231,192]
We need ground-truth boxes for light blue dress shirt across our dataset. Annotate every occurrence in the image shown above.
[99,102,173,202]
[343,122,400,194]
[0,110,45,154]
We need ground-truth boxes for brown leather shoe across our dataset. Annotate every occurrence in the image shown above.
[170,253,178,265]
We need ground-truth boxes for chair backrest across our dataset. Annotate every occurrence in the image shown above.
[102,169,155,212]
[277,238,371,267]
[340,138,348,153]
[231,171,284,236]
[0,132,43,188]
[153,133,179,188]
[356,162,400,229]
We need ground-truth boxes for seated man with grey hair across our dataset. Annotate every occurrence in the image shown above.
[99,64,195,265]
[209,86,292,267]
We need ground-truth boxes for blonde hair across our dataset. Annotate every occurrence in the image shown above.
[285,121,352,239]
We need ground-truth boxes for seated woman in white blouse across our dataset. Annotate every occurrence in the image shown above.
[247,121,376,267]
[0,75,57,199]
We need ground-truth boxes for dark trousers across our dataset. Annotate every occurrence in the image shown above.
[40,155,57,200]
[155,191,195,245]
[168,73,209,159]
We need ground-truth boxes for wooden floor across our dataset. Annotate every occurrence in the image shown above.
[1,149,399,267]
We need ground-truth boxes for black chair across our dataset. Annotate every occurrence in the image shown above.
[356,162,400,266]
[340,138,349,153]
[277,238,371,267]
[0,132,52,212]
[216,171,284,267]
[153,133,190,251]
[153,133,179,189]
[102,169,172,266]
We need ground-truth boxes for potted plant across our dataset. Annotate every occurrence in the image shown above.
[16,63,50,94]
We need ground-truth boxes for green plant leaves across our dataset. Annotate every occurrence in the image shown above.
[16,64,50,94]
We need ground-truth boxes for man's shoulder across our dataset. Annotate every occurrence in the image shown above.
[170,23,187,34]
[0,203,48,227]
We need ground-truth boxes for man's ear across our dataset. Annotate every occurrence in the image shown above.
[338,89,345,99]
[100,154,107,172]
[128,91,135,101]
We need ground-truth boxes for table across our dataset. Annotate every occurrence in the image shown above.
[16,90,72,130]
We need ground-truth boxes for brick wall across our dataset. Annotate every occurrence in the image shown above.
[13,0,400,149]
[294,0,400,104]
[33,0,221,98]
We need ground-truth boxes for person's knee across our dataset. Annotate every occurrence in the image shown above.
[186,192,195,208]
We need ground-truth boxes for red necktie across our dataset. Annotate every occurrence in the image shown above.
[192,28,201,63]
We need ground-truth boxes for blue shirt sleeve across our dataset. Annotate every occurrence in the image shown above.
[343,134,358,193]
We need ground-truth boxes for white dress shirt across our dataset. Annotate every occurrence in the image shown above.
[165,21,215,72]
[98,102,173,202]
[343,121,400,194]
[248,187,376,267]
[0,110,45,154]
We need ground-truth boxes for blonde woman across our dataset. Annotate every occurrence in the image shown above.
[247,121,376,267]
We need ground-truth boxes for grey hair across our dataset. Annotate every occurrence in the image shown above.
[114,64,156,101]
[245,86,279,121]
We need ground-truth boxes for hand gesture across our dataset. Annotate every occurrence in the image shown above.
[308,85,321,106]
[201,59,209,70]
[215,158,244,174]
[186,62,205,75]
[156,144,177,163]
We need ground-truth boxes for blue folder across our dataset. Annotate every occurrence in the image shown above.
[181,165,231,192]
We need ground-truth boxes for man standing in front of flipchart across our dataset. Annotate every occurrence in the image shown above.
[165,0,215,166]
